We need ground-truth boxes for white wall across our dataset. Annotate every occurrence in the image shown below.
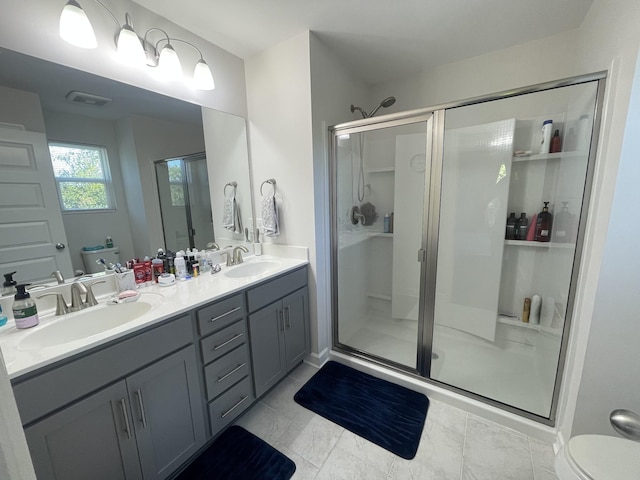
[0,0,247,117]
[571,47,640,436]
[42,110,136,269]
[370,0,640,440]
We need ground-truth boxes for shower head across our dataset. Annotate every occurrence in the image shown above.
[350,96,397,119]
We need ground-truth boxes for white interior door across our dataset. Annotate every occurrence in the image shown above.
[0,126,73,283]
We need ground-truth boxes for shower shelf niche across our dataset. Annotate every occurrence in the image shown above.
[366,167,395,173]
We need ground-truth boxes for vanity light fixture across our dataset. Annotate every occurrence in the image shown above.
[58,0,215,90]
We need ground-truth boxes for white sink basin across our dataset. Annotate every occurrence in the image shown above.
[17,301,154,350]
[224,260,282,278]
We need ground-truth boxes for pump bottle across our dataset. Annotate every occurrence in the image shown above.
[12,284,39,329]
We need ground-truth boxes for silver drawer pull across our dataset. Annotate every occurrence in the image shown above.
[217,363,246,383]
[134,389,148,429]
[119,398,132,439]
[209,306,242,323]
[213,332,244,351]
[221,395,249,418]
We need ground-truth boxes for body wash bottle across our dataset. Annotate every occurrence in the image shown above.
[535,202,553,242]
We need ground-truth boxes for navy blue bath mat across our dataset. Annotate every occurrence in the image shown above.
[294,361,429,459]
[174,425,295,479]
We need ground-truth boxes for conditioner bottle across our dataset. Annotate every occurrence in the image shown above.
[535,202,553,242]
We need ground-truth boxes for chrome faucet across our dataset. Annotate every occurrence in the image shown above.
[37,292,70,316]
[70,282,88,312]
[206,242,220,250]
[51,271,65,285]
[233,246,249,265]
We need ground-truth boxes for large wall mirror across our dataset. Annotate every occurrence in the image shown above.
[0,48,254,286]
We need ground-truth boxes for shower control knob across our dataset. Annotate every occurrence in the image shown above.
[56,243,66,250]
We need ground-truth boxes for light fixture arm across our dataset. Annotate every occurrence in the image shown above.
[88,0,122,29]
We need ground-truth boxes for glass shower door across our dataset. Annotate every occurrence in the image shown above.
[333,116,432,369]
[429,81,599,417]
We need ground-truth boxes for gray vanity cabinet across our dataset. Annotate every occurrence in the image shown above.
[25,381,142,480]
[24,346,204,480]
[247,267,309,398]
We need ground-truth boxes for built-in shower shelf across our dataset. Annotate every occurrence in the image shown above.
[512,151,586,162]
[497,315,562,336]
[367,292,392,301]
[371,232,393,238]
[366,167,395,173]
[504,240,575,248]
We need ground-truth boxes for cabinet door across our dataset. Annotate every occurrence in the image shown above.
[127,346,205,480]
[249,301,286,398]
[24,381,142,480]
[283,287,309,370]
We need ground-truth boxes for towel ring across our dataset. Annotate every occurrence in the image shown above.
[224,181,237,196]
[260,178,276,196]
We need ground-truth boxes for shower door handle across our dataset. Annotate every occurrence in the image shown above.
[418,249,426,263]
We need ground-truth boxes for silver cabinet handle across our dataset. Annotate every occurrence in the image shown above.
[210,306,242,323]
[217,363,246,383]
[134,389,148,429]
[221,395,249,418]
[285,306,291,329]
[119,398,132,439]
[213,332,244,351]
[279,309,285,332]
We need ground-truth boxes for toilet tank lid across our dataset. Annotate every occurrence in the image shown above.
[568,434,640,480]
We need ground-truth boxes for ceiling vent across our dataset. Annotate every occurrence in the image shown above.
[65,91,112,107]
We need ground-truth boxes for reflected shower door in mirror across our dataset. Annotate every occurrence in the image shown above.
[155,154,214,252]
[333,116,432,370]
[0,48,254,285]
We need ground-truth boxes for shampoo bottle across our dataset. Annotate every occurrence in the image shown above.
[505,212,517,240]
[535,202,553,242]
[13,284,39,329]
[550,130,562,153]
[539,120,553,154]
[515,213,528,240]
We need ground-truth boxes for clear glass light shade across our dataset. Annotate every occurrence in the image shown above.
[59,0,97,49]
[158,44,183,81]
[116,24,146,66]
[193,59,215,90]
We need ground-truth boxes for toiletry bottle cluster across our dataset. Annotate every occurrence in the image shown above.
[539,115,591,155]
[521,294,556,326]
[540,120,562,155]
[505,201,575,243]
[505,202,555,242]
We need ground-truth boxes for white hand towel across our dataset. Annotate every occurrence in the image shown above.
[261,194,279,237]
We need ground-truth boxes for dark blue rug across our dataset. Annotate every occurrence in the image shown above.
[174,426,295,479]
[294,361,429,459]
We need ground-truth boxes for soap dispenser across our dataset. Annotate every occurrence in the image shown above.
[12,284,39,329]
[2,271,17,296]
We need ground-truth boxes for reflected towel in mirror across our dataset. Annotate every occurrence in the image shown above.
[262,194,279,237]
[222,191,243,233]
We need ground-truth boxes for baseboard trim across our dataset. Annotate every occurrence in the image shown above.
[305,348,329,368]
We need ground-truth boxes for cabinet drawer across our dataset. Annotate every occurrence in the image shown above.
[247,267,307,313]
[208,376,254,434]
[200,319,247,365]
[197,294,245,336]
[204,344,250,401]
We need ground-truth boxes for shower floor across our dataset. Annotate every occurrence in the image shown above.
[342,314,554,417]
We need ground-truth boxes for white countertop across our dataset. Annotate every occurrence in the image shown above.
[0,253,308,380]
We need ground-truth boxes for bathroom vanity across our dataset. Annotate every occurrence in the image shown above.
[0,256,309,480]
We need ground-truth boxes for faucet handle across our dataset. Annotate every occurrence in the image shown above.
[51,271,65,285]
[85,280,106,307]
[37,292,69,316]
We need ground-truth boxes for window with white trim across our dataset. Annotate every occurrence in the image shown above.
[48,142,115,212]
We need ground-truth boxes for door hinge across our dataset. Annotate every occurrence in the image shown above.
[418,249,426,263]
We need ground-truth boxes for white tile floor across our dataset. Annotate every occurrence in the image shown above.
[234,362,559,480]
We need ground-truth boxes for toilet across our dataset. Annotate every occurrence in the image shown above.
[555,434,640,479]
[80,246,120,274]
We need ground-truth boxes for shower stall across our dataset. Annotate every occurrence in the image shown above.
[330,75,605,423]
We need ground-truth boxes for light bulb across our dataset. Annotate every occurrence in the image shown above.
[59,0,97,49]
[193,59,215,90]
[116,24,146,66]
[158,44,182,81]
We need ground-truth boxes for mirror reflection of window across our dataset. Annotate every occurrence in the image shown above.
[167,159,185,207]
[49,142,115,212]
